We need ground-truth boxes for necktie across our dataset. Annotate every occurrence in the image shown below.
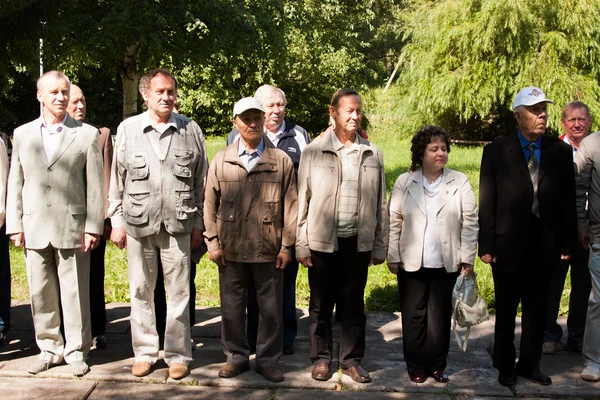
[527,143,540,217]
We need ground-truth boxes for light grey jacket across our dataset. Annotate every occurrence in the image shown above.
[296,131,388,259]
[574,131,600,243]
[6,115,104,249]
[387,168,479,273]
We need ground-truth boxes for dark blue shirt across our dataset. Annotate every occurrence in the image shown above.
[518,130,541,164]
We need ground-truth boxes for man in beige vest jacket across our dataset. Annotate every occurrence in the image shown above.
[109,68,207,380]
[6,71,104,377]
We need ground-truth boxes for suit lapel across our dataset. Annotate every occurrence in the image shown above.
[437,169,458,213]
[538,136,552,184]
[33,127,49,167]
[508,133,533,185]
[407,169,426,215]
[48,116,77,167]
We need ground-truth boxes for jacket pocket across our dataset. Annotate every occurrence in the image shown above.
[68,204,86,215]
[173,150,193,179]
[216,200,236,254]
[124,192,150,225]
[262,201,282,254]
[129,153,148,180]
[175,190,197,220]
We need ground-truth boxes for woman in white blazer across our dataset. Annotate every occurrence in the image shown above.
[387,126,479,384]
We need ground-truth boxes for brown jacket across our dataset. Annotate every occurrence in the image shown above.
[204,138,298,263]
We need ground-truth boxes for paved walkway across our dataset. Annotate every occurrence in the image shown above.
[0,301,598,399]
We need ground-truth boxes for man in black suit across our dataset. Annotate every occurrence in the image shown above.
[479,86,577,387]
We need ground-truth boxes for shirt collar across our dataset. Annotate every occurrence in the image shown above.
[39,114,68,133]
[517,129,542,149]
[238,136,265,157]
[141,111,177,132]
[331,131,360,151]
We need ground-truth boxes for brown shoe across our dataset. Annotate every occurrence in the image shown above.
[255,365,284,382]
[311,363,332,381]
[218,362,250,378]
[169,362,189,380]
[132,361,153,377]
[342,365,372,383]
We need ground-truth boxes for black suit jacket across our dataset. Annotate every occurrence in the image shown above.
[478,132,577,271]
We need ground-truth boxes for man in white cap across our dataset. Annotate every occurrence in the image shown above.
[204,97,297,382]
[479,86,577,386]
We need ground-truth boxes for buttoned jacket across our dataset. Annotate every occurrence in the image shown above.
[203,138,298,263]
[387,168,479,273]
[6,115,104,249]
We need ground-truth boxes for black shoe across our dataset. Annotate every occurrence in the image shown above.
[432,370,449,383]
[409,372,427,383]
[94,335,107,349]
[498,372,517,386]
[516,368,552,385]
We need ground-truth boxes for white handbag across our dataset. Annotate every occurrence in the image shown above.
[452,271,490,351]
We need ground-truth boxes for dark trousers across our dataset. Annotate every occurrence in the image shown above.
[89,237,107,337]
[492,215,552,374]
[398,267,459,375]
[219,261,283,368]
[308,236,371,369]
[247,250,298,348]
[544,245,591,344]
[0,225,10,335]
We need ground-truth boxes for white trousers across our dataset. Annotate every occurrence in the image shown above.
[26,246,91,364]
[583,244,600,369]
[127,227,192,366]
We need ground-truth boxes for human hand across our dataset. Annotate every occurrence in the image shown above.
[578,231,590,250]
[387,262,399,274]
[191,228,204,249]
[298,257,313,267]
[10,233,25,248]
[370,258,385,267]
[480,254,496,264]
[110,227,127,249]
[276,251,291,270]
[461,264,474,276]
[208,249,226,267]
[83,233,100,252]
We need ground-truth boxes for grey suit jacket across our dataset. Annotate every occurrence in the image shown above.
[6,114,104,249]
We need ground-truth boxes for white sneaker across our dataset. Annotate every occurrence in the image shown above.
[581,365,600,382]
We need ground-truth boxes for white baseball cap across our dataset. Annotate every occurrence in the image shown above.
[233,97,265,118]
[512,86,554,110]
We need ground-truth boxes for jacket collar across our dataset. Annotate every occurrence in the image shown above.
[223,134,279,172]
[317,130,373,155]
[37,114,79,167]
[406,168,458,215]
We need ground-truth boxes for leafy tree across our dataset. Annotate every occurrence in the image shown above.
[391,0,600,140]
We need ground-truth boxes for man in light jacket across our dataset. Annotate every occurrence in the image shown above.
[296,88,388,384]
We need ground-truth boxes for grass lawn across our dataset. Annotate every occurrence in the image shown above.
[9,87,573,315]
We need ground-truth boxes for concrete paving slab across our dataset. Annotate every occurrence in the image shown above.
[89,381,271,399]
[0,377,96,400]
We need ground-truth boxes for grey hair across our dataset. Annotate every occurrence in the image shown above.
[254,85,287,106]
[561,101,591,120]
[37,71,70,92]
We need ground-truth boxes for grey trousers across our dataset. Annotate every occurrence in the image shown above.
[26,245,91,364]
[127,228,192,366]
[219,261,283,368]
[583,244,600,369]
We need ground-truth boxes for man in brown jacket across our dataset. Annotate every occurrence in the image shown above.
[204,97,297,383]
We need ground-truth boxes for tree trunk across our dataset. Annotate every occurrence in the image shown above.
[121,43,141,119]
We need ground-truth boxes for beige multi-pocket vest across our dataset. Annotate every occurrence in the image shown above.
[121,116,203,238]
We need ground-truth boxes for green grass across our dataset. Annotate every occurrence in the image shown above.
[9,87,573,314]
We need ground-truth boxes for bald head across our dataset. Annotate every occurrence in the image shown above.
[68,84,87,121]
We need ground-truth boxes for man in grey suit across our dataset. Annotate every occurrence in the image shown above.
[6,71,104,377]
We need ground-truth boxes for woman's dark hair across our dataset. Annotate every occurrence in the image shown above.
[410,125,451,171]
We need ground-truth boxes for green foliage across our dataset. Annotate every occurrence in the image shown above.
[391,0,600,140]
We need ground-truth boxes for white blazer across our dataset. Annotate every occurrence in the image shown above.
[387,168,479,273]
